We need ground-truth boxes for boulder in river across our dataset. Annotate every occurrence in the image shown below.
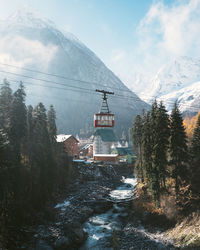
[54,236,70,249]
[79,206,94,222]
[35,239,53,250]
[63,222,88,246]
[93,200,113,213]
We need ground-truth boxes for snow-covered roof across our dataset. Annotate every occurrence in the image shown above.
[93,154,118,157]
[56,134,72,143]
[80,143,93,150]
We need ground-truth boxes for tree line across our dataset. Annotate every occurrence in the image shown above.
[0,79,71,236]
[133,101,200,208]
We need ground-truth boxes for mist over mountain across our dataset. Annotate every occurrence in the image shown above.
[137,57,200,113]
[0,7,149,136]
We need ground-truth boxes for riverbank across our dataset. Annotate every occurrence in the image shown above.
[3,163,198,249]
[19,164,133,249]
[122,181,200,249]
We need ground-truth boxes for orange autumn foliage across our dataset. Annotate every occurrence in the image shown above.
[183,111,200,138]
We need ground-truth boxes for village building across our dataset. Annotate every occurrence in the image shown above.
[93,128,117,154]
[56,134,79,157]
[93,154,118,164]
[112,147,135,164]
[79,143,93,158]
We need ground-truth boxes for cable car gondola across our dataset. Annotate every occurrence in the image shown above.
[94,89,115,128]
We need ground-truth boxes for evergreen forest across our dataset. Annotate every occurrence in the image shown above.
[133,100,200,210]
[0,79,71,243]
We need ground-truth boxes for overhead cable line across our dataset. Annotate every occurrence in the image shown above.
[0,62,200,108]
[0,71,199,111]
[0,63,132,94]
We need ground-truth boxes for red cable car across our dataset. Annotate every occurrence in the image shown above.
[94,113,115,127]
[94,89,115,128]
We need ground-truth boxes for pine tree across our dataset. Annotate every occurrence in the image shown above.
[153,102,170,188]
[149,101,161,206]
[9,82,27,163]
[191,114,200,160]
[142,111,152,182]
[25,105,34,164]
[31,103,52,204]
[190,114,200,194]
[133,114,143,182]
[0,79,13,132]
[169,102,188,193]
[0,129,9,168]
[47,105,57,146]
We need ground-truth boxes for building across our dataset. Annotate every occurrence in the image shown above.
[112,147,136,164]
[93,128,117,154]
[93,154,118,164]
[56,134,79,157]
[79,143,93,157]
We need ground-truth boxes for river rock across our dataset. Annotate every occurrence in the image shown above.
[35,239,53,250]
[79,206,94,222]
[63,222,88,246]
[54,236,70,249]
[93,200,113,213]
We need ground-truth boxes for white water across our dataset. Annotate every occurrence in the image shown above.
[109,177,137,201]
[80,176,137,250]
[55,200,71,211]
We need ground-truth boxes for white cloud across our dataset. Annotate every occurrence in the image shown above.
[0,35,58,94]
[138,0,200,63]
[0,36,58,71]
[108,0,200,94]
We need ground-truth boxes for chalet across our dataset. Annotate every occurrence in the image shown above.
[56,134,79,157]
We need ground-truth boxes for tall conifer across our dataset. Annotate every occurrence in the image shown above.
[0,79,13,131]
[47,105,57,146]
[191,114,200,160]
[169,102,188,193]
[141,111,152,182]
[133,114,143,182]
[154,102,170,188]
[9,82,27,163]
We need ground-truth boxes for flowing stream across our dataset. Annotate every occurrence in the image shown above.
[80,176,137,249]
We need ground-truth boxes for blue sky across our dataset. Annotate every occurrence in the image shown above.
[0,0,200,91]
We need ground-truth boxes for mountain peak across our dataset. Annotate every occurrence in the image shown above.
[7,5,56,29]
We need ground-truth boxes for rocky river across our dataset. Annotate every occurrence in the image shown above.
[20,164,175,250]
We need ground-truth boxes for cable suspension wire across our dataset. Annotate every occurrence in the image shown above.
[0,76,199,112]
[0,65,199,108]
[0,71,146,104]
[0,63,133,94]
[0,63,200,109]
[0,71,199,111]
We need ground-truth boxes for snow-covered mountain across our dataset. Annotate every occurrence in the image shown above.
[0,7,149,135]
[139,57,200,112]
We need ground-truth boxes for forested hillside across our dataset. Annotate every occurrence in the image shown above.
[0,79,71,248]
[133,100,200,210]
[132,101,200,247]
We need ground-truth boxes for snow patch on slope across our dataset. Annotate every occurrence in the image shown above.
[157,81,200,112]
[138,57,200,112]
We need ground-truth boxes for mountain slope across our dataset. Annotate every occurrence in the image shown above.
[139,57,200,112]
[0,8,149,135]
